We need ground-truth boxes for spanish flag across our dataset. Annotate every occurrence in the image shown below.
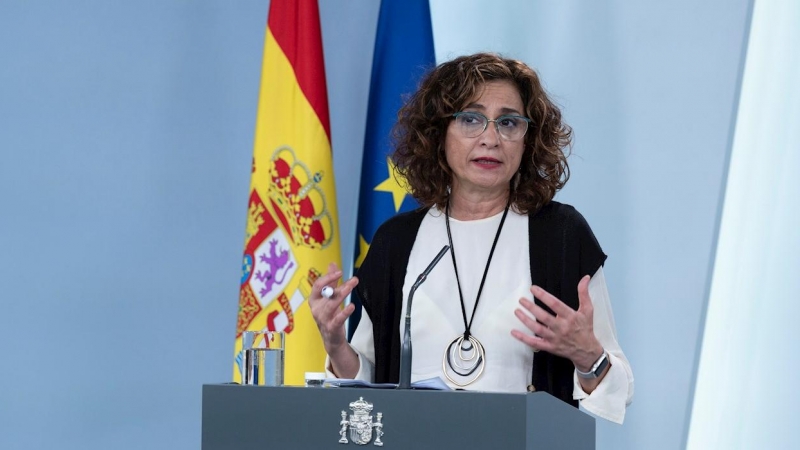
[234,0,340,386]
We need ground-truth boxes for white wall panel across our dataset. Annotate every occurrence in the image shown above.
[688,2,800,448]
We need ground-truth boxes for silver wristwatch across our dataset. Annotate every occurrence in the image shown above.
[576,351,609,379]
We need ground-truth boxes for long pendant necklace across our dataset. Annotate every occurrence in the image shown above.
[442,198,511,387]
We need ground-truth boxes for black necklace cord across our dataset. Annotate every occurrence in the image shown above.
[445,197,511,340]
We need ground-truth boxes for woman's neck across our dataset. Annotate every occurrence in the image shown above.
[447,188,509,220]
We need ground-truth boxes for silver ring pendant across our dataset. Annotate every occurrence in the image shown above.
[442,334,486,387]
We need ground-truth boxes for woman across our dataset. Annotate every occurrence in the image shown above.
[310,53,633,424]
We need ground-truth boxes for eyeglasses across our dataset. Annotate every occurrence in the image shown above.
[451,111,531,141]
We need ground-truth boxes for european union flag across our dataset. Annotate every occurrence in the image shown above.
[349,0,436,338]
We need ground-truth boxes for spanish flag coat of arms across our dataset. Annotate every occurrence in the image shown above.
[234,0,340,386]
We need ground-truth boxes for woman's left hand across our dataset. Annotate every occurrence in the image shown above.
[511,275,604,373]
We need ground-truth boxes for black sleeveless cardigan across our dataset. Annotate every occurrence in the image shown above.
[355,201,606,407]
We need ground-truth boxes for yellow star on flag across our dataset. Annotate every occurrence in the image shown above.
[354,234,370,269]
[373,158,409,212]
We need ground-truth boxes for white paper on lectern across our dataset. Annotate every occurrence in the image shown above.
[322,377,451,390]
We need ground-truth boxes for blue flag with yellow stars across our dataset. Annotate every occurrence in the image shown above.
[349,0,436,338]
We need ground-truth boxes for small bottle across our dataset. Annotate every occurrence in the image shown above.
[305,372,326,387]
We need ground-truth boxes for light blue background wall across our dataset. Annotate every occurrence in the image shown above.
[1,2,270,448]
[0,1,751,449]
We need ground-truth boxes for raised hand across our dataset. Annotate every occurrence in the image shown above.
[511,275,604,373]
[308,263,359,363]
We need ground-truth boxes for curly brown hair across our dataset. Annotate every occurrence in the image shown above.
[391,52,572,214]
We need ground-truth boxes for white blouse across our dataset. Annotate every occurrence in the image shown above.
[329,208,634,424]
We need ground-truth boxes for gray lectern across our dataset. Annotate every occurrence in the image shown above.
[202,384,595,449]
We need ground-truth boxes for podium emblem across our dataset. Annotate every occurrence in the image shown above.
[338,397,384,446]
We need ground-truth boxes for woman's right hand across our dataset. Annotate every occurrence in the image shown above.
[309,262,359,356]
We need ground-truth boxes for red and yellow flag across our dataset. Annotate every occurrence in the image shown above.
[234,0,340,385]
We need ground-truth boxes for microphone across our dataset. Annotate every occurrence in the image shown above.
[398,244,450,389]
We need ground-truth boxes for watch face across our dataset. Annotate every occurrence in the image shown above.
[593,353,609,376]
[577,352,608,379]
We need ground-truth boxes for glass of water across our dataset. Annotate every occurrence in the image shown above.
[241,330,285,386]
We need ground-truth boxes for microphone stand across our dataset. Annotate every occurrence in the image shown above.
[398,245,450,389]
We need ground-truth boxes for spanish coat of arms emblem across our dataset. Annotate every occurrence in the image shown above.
[338,397,384,446]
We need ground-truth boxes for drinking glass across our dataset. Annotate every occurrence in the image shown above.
[241,330,285,386]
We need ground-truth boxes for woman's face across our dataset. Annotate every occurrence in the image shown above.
[444,80,525,199]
